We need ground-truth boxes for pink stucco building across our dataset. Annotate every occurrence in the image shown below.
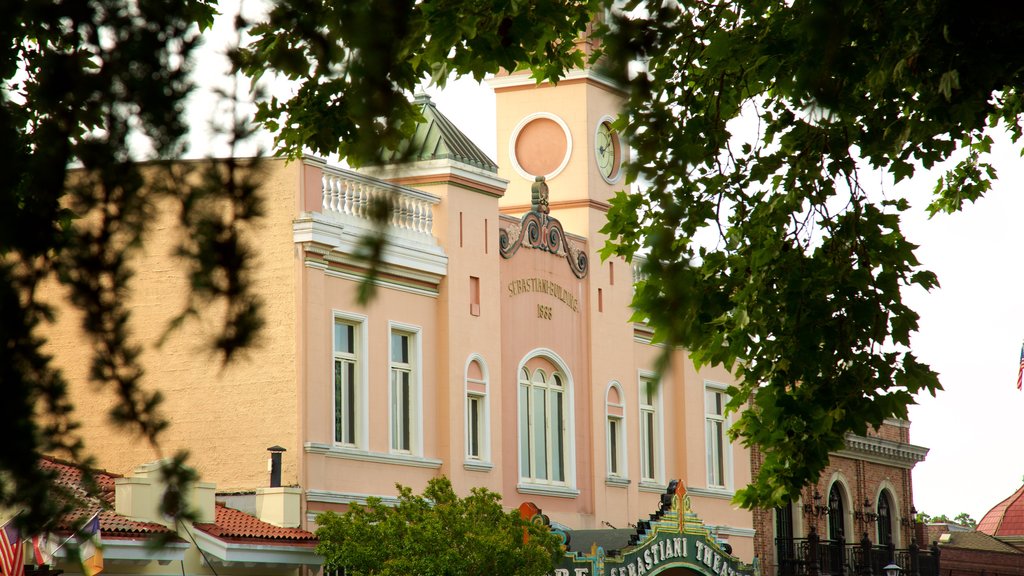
[47,67,756,560]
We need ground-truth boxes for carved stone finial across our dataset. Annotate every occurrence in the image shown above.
[531,176,550,214]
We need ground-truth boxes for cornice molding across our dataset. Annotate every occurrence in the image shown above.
[833,433,929,469]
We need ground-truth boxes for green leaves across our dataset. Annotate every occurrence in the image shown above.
[592,0,1024,508]
[316,477,562,576]
[240,0,600,166]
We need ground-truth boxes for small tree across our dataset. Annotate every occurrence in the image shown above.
[315,477,563,576]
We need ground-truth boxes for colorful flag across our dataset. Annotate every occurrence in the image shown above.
[1018,342,1024,390]
[31,533,58,567]
[78,514,103,576]
[0,520,25,576]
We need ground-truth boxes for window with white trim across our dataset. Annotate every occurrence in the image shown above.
[606,383,625,478]
[639,376,660,482]
[519,366,567,484]
[705,385,730,488]
[390,330,416,453]
[333,318,360,446]
[465,357,488,461]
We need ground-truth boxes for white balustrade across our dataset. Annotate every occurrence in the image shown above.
[320,167,437,241]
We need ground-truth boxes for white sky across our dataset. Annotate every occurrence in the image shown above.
[186,6,1023,524]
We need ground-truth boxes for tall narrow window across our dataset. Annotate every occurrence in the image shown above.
[390,330,414,452]
[333,320,358,446]
[519,364,568,484]
[705,386,729,488]
[465,357,488,461]
[639,377,659,482]
[606,384,625,478]
[877,490,894,545]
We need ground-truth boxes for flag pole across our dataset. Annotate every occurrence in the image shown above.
[47,511,101,558]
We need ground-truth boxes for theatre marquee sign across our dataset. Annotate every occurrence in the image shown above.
[529,482,757,576]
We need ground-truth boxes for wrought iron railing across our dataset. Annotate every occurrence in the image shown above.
[775,530,939,576]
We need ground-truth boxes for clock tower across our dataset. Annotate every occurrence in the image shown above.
[488,67,627,239]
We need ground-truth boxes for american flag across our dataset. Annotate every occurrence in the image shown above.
[0,521,24,576]
[1017,342,1024,391]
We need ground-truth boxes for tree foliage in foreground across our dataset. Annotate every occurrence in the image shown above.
[242,0,1024,508]
[315,477,563,576]
[596,0,1024,507]
[1,0,263,532]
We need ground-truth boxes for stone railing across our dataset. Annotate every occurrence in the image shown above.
[320,166,438,242]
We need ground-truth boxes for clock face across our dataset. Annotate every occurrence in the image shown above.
[595,121,620,181]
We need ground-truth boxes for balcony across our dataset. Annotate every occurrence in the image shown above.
[776,529,939,576]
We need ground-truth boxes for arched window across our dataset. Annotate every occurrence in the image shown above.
[605,383,625,478]
[465,356,489,462]
[518,355,572,486]
[828,483,846,542]
[877,490,894,545]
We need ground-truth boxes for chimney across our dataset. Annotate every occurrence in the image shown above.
[115,460,216,526]
[267,445,286,488]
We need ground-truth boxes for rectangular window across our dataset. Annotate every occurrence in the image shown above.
[639,377,658,482]
[390,330,414,452]
[333,320,358,446]
[519,368,568,485]
[467,396,481,458]
[706,387,728,488]
[607,417,622,475]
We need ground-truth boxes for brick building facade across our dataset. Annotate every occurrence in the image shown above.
[752,420,930,576]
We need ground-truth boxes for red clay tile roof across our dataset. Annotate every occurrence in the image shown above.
[41,456,176,537]
[978,484,1024,537]
[41,456,315,546]
[194,506,317,544]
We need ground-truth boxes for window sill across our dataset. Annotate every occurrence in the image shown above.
[687,485,735,499]
[463,460,493,472]
[639,480,668,493]
[304,442,442,469]
[517,483,580,499]
[605,476,631,487]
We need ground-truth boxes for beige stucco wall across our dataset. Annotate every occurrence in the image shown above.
[42,159,301,490]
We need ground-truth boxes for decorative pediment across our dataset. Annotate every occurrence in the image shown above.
[499,177,588,279]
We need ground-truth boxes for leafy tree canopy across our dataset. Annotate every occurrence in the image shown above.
[916,512,977,529]
[240,0,1024,508]
[7,0,1024,530]
[595,0,1024,508]
[315,477,563,576]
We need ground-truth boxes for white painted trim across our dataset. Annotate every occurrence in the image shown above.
[508,112,573,182]
[331,310,370,451]
[637,370,664,484]
[54,538,189,565]
[594,115,623,184]
[639,480,668,494]
[306,489,400,507]
[486,67,624,92]
[388,321,424,456]
[304,442,442,468]
[190,526,321,567]
[833,433,928,469]
[706,525,757,538]
[703,380,734,491]
[516,483,580,499]
[362,160,509,193]
[317,264,441,298]
[874,481,902,547]
[606,476,631,487]
[516,348,576,491]
[605,380,628,479]
[294,213,449,280]
[686,486,736,500]
[463,460,494,472]
[827,471,855,543]
[464,353,491,462]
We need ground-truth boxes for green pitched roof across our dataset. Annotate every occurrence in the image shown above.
[376,94,498,173]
